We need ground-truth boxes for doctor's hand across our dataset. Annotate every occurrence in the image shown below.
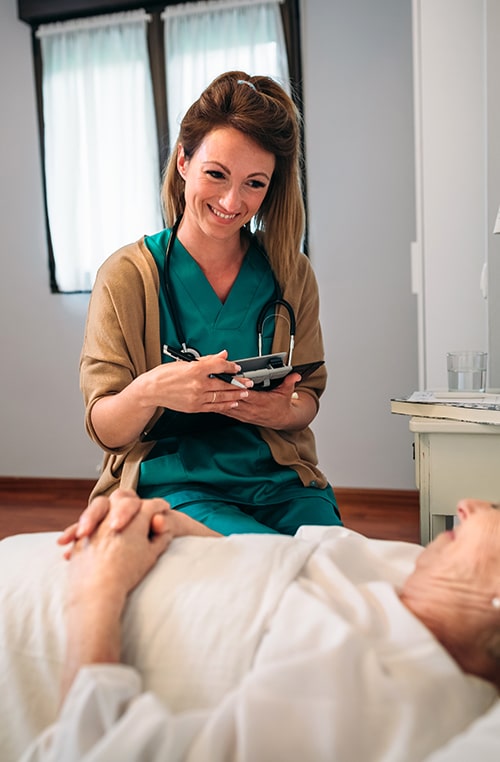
[148,350,253,414]
[223,372,317,431]
[90,350,252,450]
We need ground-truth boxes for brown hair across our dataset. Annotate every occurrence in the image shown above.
[161,71,305,287]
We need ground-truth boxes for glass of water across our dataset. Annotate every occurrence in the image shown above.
[446,350,487,392]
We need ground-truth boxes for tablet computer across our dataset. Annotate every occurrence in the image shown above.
[235,354,324,390]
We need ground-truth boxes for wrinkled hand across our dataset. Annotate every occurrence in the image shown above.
[58,489,162,558]
[66,495,172,604]
[58,489,221,558]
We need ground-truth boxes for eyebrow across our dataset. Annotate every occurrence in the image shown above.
[202,161,272,181]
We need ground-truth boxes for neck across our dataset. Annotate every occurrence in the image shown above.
[398,585,499,688]
[177,219,246,267]
[175,219,249,302]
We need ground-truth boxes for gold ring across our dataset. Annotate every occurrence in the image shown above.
[212,391,217,404]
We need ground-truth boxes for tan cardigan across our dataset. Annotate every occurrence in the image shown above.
[80,237,329,501]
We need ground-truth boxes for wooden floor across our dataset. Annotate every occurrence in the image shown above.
[0,477,421,544]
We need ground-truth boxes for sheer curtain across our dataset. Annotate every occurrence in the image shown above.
[163,0,289,150]
[37,11,163,292]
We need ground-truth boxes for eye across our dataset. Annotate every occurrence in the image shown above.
[205,169,225,180]
[248,179,267,189]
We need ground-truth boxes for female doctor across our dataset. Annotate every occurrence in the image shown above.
[80,70,341,535]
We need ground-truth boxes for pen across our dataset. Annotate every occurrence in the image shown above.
[163,345,248,389]
[209,372,248,390]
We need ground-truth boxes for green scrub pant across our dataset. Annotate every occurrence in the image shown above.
[173,484,341,536]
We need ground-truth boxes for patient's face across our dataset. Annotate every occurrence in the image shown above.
[407,499,500,600]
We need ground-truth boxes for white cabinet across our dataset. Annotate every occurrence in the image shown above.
[410,416,500,544]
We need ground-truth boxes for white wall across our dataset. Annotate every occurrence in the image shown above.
[0,0,100,477]
[0,0,418,488]
[302,0,417,488]
[413,0,488,391]
[486,0,500,389]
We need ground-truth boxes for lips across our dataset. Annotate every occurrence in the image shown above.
[208,204,239,220]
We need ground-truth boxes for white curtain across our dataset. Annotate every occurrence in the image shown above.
[38,11,163,292]
[163,0,289,150]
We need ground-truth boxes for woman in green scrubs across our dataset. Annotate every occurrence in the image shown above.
[79,71,341,535]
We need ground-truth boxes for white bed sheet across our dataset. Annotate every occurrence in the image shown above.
[1,526,498,761]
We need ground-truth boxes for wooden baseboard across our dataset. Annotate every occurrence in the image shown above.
[334,487,420,543]
[0,476,95,499]
[0,477,420,543]
[334,486,419,510]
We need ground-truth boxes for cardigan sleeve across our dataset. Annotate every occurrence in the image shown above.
[80,239,162,453]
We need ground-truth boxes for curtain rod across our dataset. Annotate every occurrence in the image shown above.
[36,9,150,38]
[163,0,284,21]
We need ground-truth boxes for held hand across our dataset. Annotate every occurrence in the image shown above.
[67,497,173,605]
[59,493,220,701]
[58,489,168,558]
[58,489,222,557]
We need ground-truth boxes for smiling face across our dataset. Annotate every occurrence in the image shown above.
[176,126,275,245]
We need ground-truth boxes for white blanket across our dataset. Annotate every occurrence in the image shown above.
[0,526,498,761]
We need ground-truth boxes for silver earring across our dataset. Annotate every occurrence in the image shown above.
[492,597,500,610]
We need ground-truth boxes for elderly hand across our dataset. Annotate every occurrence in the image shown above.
[66,494,173,604]
[58,489,221,558]
[59,494,173,700]
[58,489,167,558]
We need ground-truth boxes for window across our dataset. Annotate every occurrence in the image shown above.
[163,1,289,148]
[38,11,163,292]
[19,0,303,292]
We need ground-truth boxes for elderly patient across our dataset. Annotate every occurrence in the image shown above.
[19,491,500,762]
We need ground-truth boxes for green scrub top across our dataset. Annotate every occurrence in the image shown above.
[137,228,340,534]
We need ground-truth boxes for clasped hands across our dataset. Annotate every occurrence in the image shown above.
[58,490,219,602]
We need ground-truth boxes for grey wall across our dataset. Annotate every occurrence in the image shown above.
[303,0,417,488]
[0,0,417,489]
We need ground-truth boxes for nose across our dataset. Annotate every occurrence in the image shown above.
[219,185,241,213]
[456,498,499,521]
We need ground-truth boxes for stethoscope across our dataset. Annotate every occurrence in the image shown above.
[163,215,296,364]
